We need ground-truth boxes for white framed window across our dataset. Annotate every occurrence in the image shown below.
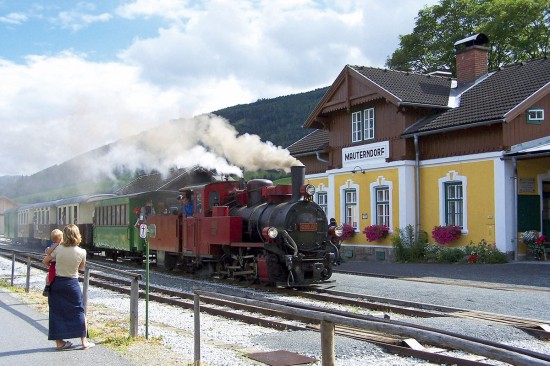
[316,191,328,215]
[344,189,357,227]
[527,108,544,124]
[375,187,390,226]
[364,108,375,140]
[445,182,463,226]
[351,108,375,142]
[438,171,468,232]
[351,111,362,142]
[370,176,393,230]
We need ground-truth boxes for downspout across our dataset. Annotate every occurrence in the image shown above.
[316,151,329,163]
[512,157,518,261]
[414,135,421,239]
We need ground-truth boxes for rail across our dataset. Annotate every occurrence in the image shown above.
[0,247,142,338]
[192,287,550,366]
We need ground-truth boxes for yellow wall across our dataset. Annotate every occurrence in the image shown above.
[420,159,495,246]
[329,168,400,246]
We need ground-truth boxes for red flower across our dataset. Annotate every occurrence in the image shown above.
[535,235,546,245]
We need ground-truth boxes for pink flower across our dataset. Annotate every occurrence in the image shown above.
[362,225,390,242]
[432,225,462,244]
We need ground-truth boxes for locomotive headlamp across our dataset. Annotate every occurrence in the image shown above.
[300,184,316,197]
[262,226,278,241]
[329,225,344,238]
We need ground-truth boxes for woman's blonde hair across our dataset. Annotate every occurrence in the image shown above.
[62,224,82,247]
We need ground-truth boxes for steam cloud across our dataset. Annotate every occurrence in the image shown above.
[82,114,300,178]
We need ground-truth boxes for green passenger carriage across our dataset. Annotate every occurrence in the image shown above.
[93,190,180,261]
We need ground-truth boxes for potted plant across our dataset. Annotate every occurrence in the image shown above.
[341,224,356,241]
[362,224,390,242]
[431,225,462,244]
[521,230,545,260]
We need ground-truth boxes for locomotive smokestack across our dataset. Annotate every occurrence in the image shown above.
[291,165,305,201]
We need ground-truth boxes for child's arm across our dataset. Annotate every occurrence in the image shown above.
[45,242,60,255]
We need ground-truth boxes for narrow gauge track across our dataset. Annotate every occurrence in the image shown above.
[86,269,550,366]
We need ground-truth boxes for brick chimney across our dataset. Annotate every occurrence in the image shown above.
[454,34,490,84]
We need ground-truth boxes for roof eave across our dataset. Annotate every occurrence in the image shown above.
[402,118,504,138]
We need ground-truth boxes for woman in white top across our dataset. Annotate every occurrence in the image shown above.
[43,224,94,350]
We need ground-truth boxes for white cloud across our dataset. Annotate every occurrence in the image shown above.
[0,12,28,25]
[0,53,182,175]
[0,0,440,176]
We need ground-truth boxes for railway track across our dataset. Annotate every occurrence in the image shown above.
[2,244,550,365]
[83,266,550,365]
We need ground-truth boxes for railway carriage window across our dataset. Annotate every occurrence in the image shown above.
[196,193,202,213]
[375,187,390,227]
[74,206,78,224]
[122,205,127,224]
[209,191,219,209]
[344,189,357,227]
[316,192,328,215]
[46,210,50,224]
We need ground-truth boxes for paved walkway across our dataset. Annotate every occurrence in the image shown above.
[0,289,134,366]
[336,260,550,288]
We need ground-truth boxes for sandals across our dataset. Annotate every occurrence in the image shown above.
[81,342,95,350]
[56,341,73,350]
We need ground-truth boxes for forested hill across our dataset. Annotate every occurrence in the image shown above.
[213,87,328,148]
[0,86,329,200]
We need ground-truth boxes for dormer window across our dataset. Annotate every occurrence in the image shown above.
[527,108,544,124]
[351,107,375,143]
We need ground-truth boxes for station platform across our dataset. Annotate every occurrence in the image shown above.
[336,260,550,288]
[0,288,134,366]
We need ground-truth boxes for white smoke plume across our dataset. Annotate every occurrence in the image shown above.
[82,114,300,179]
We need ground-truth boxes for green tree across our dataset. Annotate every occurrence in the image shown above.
[386,0,550,74]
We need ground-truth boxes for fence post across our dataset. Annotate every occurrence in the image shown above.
[130,276,139,338]
[25,256,31,293]
[82,267,90,313]
[320,320,335,366]
[194,291,201,366]
[10,252,15,286]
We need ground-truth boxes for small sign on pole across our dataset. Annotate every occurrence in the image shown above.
[139,223,148,238]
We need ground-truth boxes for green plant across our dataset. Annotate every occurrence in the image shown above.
[438,247,466,263]
[392,225,428,262]
[521,230,545,258]
[464,239,508,264]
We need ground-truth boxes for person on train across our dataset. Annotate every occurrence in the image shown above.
[178,191,194,217]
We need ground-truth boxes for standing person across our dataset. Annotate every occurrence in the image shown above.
[43,224,95,350]
[42,229,63,297]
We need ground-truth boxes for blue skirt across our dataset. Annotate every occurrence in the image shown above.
[48,277,86,340]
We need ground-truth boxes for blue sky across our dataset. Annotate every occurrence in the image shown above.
[0,0,439,177]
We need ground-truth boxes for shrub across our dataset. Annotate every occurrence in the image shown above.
[432,225,462,244]
[362,224,390,242]
[438,247,466,263]
[464,239,508,264]
[392,225,429,262]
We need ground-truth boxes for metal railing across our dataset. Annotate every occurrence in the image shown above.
[0,247,142,338]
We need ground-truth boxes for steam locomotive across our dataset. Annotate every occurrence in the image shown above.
[147,165,342,286]
[4,165,342,287]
